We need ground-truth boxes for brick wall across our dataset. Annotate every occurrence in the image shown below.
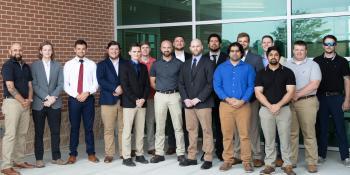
[0,0,114,156]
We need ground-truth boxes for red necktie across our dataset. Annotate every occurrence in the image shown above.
[77,60,84,94]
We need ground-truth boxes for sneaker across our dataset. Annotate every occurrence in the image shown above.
[344,158,350,168]
[219,162,232,171]
[135,156,149,164]
[150,155,165,163]
[317,156,326,165]
[259,165,275,174]
[122,158,136,167]
[243,163,254,173]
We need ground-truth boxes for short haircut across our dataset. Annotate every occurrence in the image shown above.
[322,34,337,43]
[266,46,280,57]
[173,36,185,42]
[227,42,245,58]
[207,33,222,44]
[261,35,274,43]
[38,40,55,60]
[129,43,141,51]
[293,40,308,50]
[106,41,121,49]
[140,41,150,47]
[74,39,87,48]
[237,32,250,42]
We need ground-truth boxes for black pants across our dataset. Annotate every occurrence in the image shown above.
[32,107,61,160]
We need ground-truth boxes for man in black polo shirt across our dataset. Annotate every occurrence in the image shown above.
[149,40,186,164]
[1,43,35,175]
[255,46,296,175]
[314,35,350,167]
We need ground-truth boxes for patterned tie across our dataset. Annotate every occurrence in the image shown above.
[77,60,84,94]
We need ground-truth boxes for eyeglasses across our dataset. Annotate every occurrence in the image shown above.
[323,42,337,47]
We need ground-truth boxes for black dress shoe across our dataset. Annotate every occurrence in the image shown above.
[150,155,165,163]
[201,161,212,169]
[179,159,197,166]
[122,158,136,167]
[135,156,149,164]
[201,152,205,161]
[177,155,186,162]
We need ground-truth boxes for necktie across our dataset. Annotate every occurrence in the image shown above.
[191,58,197,77]
[77,60,84,94]
[212,55,217,63]
[133,62,140,77]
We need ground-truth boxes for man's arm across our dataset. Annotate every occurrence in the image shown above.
[294,80,320,100]
[342,76,350,111]
[5,81,26,105]
[276,85,295,108]
[255,86,272,109]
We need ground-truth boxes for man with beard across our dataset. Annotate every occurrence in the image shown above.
[178,39,214,169]
[213,42,255,173]
[255,46,296,175]
[203,33,228,161]
[64,40,99,164]
[149,40,186,164]
[314,35,350,167]
[235,32,264,167]
[1,43,35,175]
[166,36,191,155]
[285,41,321,173]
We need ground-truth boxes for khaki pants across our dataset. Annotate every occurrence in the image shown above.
[101,101,123,157]
[219,102,251,164]
[290,97,319,165]
[154,92,185,156]
[122,107,146,159]
[234,100,262,160]
[185,108,214,161]
[260,106,292,167]
[1,99,30,169]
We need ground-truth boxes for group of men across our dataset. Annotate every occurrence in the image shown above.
[1,32,350,175]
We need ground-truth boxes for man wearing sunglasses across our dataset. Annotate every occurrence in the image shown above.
[314,35,350,167]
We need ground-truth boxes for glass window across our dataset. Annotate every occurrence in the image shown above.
[292,0,350,15]
[196,20,287,58]
[292,16,350,58]
[117,0,192,25]
[117,26,192,58]
[196,0,286,21]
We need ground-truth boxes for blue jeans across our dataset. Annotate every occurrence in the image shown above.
[316,95,349,160]
[68,96,95,156]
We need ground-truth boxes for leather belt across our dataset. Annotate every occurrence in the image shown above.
[156,89,178,94]
[297,94,316,101]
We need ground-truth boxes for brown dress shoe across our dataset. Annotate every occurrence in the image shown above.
[283,165,296,175]
[307,164,318,173]
[219,162,232,171]
[253,159,264,167]
[1,168,21,175]
[243,163,254,173]
[232,157,242,165]
[66,155,77,164]
[104,156,114,163]
[275,157,284,167]
[166,148,176,155]
[148,149,155,155]
[14,162,35,169]
[260,165,275,174]
[88,154,100,163]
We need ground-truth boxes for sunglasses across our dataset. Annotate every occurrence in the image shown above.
[323,42,337,46]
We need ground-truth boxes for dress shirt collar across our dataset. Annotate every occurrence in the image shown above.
[73,56,87,63]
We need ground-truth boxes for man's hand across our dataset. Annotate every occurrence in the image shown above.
[232,99,245,109]
[292,93,300,102]
[136,98,145,108]
[342,99,350,111]
[76,92,90,102]
[114,85,123,96]
[184,99,193,108]
[190,98,201,106]
[22,99,32,109]
[270,104,281,115]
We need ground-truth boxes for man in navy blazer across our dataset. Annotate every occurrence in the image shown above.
[96,41,125,163]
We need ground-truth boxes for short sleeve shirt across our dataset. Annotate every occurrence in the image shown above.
[150,57,183,91]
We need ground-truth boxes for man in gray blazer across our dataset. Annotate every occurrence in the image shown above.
[31,41,64,167]
[234,32,265,167]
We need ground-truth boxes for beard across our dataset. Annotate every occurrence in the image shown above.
[175,46,184,51]
[269,59,279,65]
[10,55,22,62]
[162,51,171,57]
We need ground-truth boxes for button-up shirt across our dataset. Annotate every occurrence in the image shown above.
[42,60,50,84]
[192,54,202,66]
[210,51,220,63]
[110,57,119,76]
[63,56,99,98]
[213,60,256,102]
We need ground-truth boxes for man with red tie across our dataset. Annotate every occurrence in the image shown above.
[64,39,99,164]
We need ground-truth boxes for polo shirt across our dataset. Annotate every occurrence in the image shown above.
[313,53,350,95]
[285,58,321,95]
[2,58,33,98]
[255,65,296,104]
[150,57,183,91]
[213,60,256,102]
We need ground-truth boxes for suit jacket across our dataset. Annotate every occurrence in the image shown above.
[96,57,126,105]
[244,51,264,73]
[119,61,150,108]
[203,51,228,68]
[178,55,214,109]
[31,60,63,110]
[171,51,192,62]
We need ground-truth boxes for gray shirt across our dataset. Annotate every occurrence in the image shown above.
[285,58,322,95]
[150,57,183,91]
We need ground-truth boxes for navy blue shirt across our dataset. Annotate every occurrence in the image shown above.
[2,58,33,98]
[213,60,256,102]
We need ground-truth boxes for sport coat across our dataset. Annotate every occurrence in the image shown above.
[178,55,215,109]
[244,51,264,73]
[31,60,64,110]
[203,51,228,68]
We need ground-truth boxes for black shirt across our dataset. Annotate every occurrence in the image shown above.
[2,58,33,98]
[255,65,296,104]
[150,57,183,91]
[313,53,350,95]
